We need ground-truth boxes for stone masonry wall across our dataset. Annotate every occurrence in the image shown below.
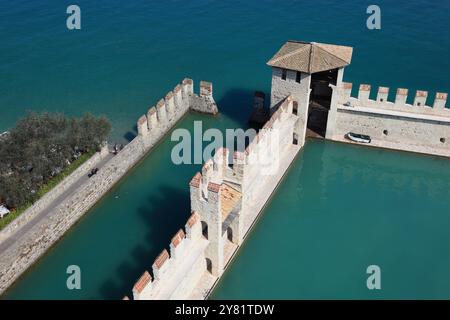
[326,82,450,157]
[0,78,217,295]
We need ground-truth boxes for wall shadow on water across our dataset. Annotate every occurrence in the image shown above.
[214,88,268,129]
[123,124,138,142]
[123,131,137,142]
[96,185,191,300]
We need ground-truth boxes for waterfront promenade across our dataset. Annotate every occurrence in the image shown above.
[0,154,113,254]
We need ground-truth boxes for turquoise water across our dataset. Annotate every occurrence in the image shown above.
[213,140,450,299]
[1,0,450,299]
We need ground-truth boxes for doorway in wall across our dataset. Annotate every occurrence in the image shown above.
[308,68,338,137]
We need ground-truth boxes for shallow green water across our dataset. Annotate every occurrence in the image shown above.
[212,140,450,299]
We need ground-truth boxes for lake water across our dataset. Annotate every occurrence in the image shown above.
[1,0,449,299]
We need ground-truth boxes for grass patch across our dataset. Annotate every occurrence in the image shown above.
[0,151,95,231]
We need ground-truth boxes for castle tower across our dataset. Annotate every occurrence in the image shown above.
[189,168,224,277]
[267,40,353,140]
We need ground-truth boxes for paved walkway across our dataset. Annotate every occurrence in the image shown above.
[0,153,114,255]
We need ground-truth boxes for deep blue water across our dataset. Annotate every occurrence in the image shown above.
[1,0,449,139]
[0,0,449,299]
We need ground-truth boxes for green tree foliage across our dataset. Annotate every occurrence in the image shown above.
[0,112,111,208]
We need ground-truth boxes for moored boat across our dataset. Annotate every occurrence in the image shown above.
[346,132,371,143]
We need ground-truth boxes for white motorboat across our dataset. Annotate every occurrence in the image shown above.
[346,132,371,144]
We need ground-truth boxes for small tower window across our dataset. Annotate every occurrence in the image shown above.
[296,71,301,83]
[281,69,287,80]
[293,133,299,145]
[201,221,208,239]
[292,101,298,115]
[383,130,388,136]
[440,138,446,144]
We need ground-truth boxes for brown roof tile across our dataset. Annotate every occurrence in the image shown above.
[133,271,152,293]
[166,91,174,100]
[378,87,389,94]
[267,40,353,74]
[153,249,169,269]
[171,229,185,248]
[343,82,353,90]
[397,88,408,95]
[138,115,147,125]
[436,92,448,100]
[157,99,165,109]
[359,84,371,91]
[187,212,200,227]
[416,90,428,97]
[189,172,201,188]
[207,182,221,193]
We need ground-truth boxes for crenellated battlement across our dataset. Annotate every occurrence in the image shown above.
[136,78,218,140]
[328,80,450,157]
[336,82,449,117]
[131,211,204,300]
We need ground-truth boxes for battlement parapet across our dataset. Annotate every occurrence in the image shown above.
[190,80,219,115]
[133,212,206,300]
[131,212,203,300]
[336,82,449,117]
[136,79,218,138]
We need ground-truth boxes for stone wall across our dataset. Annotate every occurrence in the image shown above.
[326,82,450,157]
[0,78,217,295]
[270,67,311,113]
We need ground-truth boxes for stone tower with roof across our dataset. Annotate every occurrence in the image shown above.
[266,40,353,141]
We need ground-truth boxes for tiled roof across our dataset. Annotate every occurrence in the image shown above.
[267,40,353,74]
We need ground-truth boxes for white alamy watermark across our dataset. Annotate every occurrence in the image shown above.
[66,5,81,30]
[170,121,281,176]
[366,5,381,30]
[366,265,381,290]
[66,265,81,290]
